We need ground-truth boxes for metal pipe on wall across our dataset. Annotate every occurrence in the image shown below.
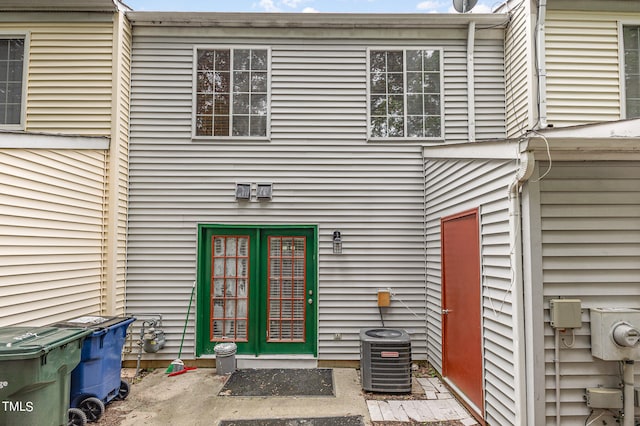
[623,360,635,426]
[467,21,476,141]
[508,151,535,426]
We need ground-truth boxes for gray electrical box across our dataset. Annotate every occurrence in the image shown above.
[590,308,640,361]
[550,299,582,329]
[585,387,623,409]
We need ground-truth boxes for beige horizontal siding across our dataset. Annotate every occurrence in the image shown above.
[545,11,629,127]
[0,149,106,326]
[0,21,114,136]
[107,14,132,316]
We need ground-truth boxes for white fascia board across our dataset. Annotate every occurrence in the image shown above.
[0,0,119,12]
[126,12,509,30]
[422,140,522,160]
[535,118,640,139]
[526,137,640,161]
[0,131,110,149]
[525,119,640,160]
[548,0,640,13]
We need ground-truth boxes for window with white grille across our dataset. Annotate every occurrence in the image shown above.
[368,48,443,139]
[194,48,269,138]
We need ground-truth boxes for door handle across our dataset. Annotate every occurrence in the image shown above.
[308,298,313,305]
[442,309,451,315]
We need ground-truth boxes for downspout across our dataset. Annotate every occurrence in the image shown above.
[535,0,548,129]
[623,360,635,426]
[422,149,431,367]
[508,151,535,426]
[467,21,476,141]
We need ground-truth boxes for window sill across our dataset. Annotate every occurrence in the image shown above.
[191,136,271,142]
[367,137,445,143]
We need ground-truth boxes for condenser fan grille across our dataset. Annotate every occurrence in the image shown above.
[360,328,412,393]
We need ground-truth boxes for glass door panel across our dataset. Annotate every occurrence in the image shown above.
[267,236,307,342]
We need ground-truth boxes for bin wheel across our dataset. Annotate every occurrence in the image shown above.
[116,379,131,400]
[79,396,105,422]
[68,408,87,426]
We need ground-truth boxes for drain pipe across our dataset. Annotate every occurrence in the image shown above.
[467,21,476,141]
[554,328,561,426]
[623,360,635,426]
[508,151,535,426]
[535,0,548,129]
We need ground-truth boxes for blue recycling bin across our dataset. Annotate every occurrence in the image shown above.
[53,316,135,422]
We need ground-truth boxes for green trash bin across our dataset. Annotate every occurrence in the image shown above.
[0,326,92,426]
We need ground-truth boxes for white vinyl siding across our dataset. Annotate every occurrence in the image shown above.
[444,39,506,142]
[503,0,531,137]
[126,144,427,361]
[424,157,517,425]
[0,149,106,326]
[539,162,640,425]
[126,25,502,361]
[545,11,625,127]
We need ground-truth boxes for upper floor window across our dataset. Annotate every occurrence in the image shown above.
[0,37,24,127]
[368,48,443,139]
[623,26,640,118]
[194,48,269,138]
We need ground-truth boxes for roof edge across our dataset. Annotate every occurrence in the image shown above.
[0,131,110,150]
[125,12,509,29]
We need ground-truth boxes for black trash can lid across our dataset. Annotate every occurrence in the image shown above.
[52,315,135,331]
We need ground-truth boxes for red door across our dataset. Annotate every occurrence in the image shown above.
[441,209,483,413]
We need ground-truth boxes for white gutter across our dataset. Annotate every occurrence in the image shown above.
[467,21,476,142]
[125,11,509,30]
[536,0,548,129]
[508,151,535,426]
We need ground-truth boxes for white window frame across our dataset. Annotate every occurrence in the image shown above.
[619,21,640,119]
[191,45,271,141]
[366,46,444,141]
[0,32,29,131]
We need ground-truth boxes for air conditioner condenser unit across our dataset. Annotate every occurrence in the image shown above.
[360,328,412,393]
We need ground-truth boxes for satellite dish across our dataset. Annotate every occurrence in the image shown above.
[453,0,478,13]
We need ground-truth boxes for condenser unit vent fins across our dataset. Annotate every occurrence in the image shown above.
[360,328,412,393]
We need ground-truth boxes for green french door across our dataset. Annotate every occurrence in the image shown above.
[196,225,317,357]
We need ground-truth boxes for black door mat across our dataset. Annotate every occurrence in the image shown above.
[219,368,334,397]
[219,416,364,426]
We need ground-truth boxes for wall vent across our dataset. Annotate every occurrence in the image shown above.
[360,328,412,393]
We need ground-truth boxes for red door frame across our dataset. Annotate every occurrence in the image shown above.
[441,208,484,415]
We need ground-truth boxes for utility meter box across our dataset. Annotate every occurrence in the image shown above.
[590,308,640,361]
[585,387,623,409]
[550,299,582,329]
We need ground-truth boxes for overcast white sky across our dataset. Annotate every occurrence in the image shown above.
[124,0,498,14]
